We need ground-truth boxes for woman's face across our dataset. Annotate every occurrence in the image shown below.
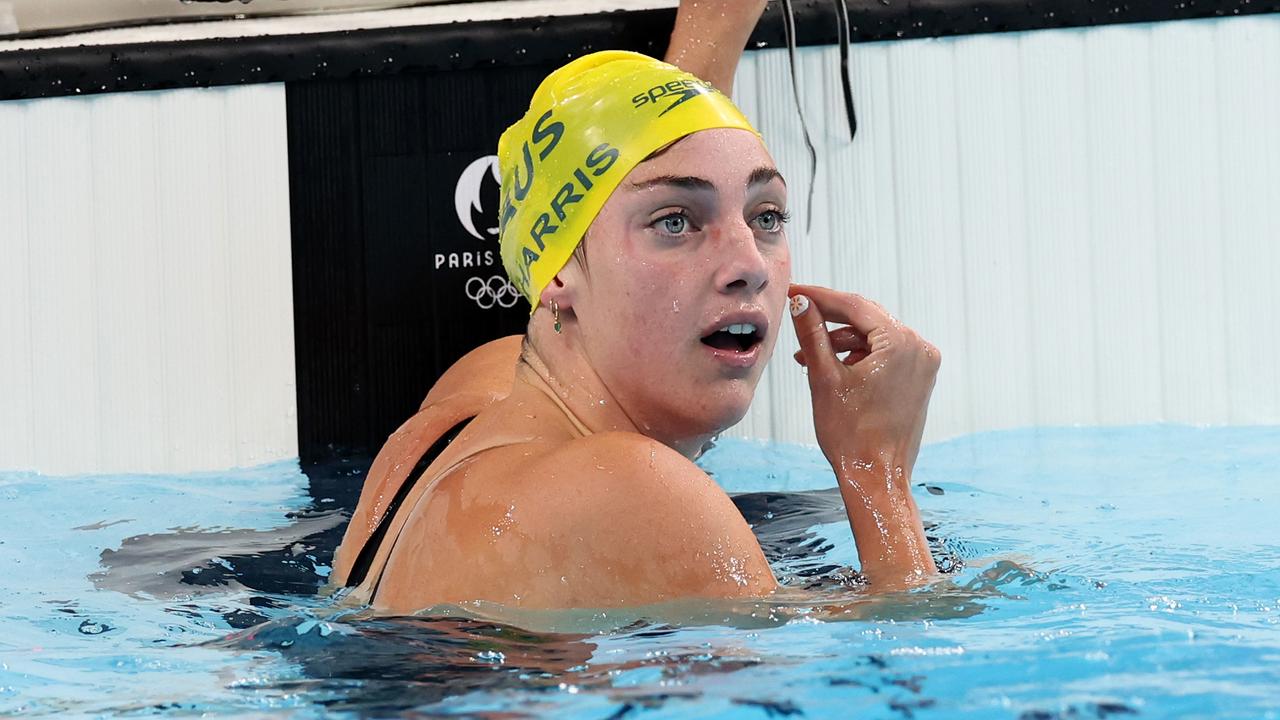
[563,128,791,441]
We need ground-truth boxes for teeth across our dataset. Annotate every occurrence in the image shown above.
[719,323,758,335]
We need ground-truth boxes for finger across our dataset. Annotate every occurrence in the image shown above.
[827,326,869,352]
[841,349,870,366]
[794,325,866,364]
[790,284,894,338]
[802,349,870,366]
[788,293,840,382]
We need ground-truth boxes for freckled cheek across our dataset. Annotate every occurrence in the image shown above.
[626,306,673,352]
[627,263,698,308]
[770,249,792,294]
[608,289,690,368]
[772,242,793,277]
[599,253,700,341]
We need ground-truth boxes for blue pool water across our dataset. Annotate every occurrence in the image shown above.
[2,425,1278,718]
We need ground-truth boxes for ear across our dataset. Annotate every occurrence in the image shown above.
[538,259,584,314]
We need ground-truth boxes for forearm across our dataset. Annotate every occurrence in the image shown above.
[835,454,937,589]
[664,0,768,96]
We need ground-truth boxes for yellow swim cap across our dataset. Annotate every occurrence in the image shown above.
[497,50,759,311]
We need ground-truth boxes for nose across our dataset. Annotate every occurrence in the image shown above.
[712,220,770,295]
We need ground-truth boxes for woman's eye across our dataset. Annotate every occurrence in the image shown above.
[656,213,690,235]
[754,209,790,233]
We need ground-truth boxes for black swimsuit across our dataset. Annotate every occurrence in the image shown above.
[344,417,474,590]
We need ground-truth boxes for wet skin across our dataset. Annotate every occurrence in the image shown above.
[332,130,942,614]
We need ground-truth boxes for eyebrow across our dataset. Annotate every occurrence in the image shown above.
[626,175,715,193]
[625,166,786,194]
[748,166,786,189]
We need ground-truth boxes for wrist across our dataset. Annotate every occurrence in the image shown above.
[831,452,938,584]
[832,451,913,496]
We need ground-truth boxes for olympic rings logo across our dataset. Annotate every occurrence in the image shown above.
[465,275,520,310]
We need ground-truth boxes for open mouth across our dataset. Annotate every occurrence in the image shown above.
[701,323,764,353]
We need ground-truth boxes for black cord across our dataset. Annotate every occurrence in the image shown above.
[834,0,858,141]
[780,0,818,233]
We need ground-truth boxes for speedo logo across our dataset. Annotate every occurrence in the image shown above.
[631,79,716,116]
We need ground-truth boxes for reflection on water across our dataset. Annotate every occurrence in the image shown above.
[209,610,966,717]
[216,615,597,715]
[91,513,344,601]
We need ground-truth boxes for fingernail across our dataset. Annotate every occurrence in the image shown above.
[789,294,809,317]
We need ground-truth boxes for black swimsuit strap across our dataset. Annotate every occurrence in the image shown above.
[344,416,474,588]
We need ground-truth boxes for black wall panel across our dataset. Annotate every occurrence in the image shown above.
[288,68,542,460]
[287,80,371,459]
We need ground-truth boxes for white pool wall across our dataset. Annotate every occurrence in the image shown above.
[0,84,296,475]
[728,14,1280,446]
[0,13,1277,474]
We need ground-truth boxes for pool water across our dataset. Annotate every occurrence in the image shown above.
[2,425,1278,718]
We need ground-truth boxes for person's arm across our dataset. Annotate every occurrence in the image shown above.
[664,0,769,97]
[788,284,942,589]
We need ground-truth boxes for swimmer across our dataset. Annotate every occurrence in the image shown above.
[331,0,941,614]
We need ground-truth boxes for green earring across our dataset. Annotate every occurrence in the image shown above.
[551,300,562,334]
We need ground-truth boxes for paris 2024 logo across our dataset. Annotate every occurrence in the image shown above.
[451,155,519,310]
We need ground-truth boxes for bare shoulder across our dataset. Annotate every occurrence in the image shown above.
[371,432,778,613]
[420,335,523,409]
[534,432,769,552]
[540,432,753,534]
[332,335,523,585]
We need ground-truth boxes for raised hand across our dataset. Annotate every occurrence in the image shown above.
[788,283,941,586]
